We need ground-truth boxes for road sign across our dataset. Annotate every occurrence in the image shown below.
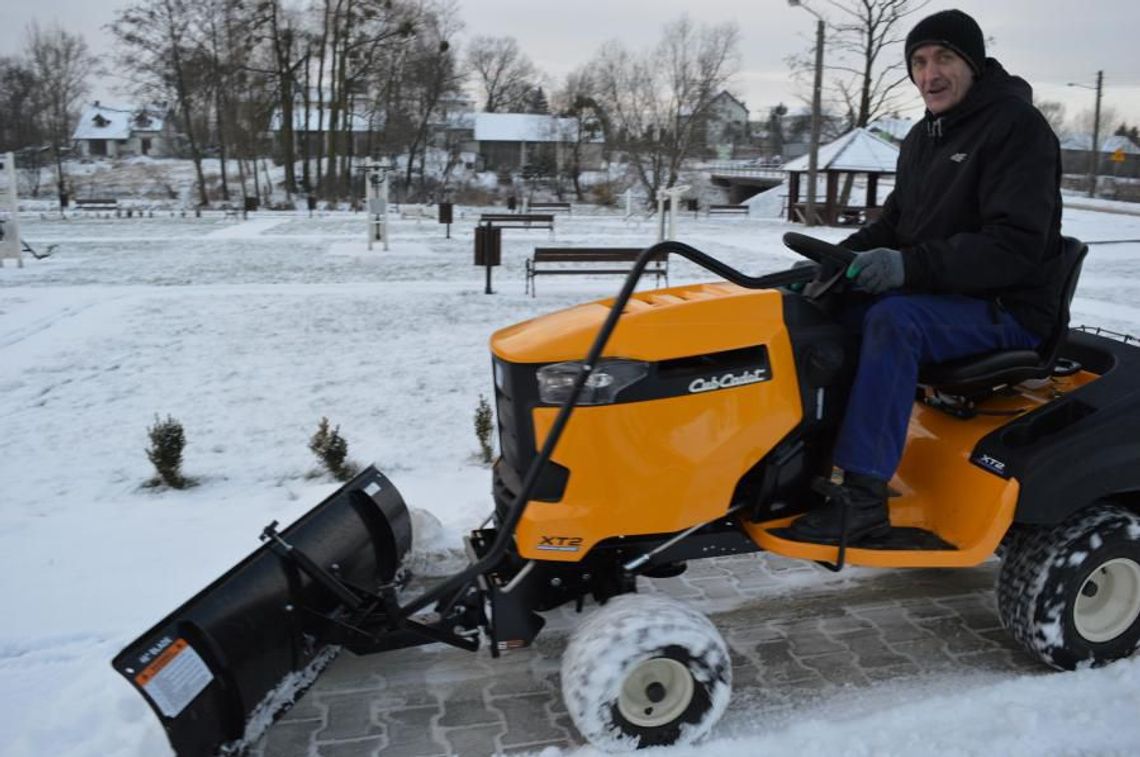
[1110,148,1127,163]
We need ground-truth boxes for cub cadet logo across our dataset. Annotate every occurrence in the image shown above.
[538,535,583,552]
[688,368,768,394]
[977,454,1007,475]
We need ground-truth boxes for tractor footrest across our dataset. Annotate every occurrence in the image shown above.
[770,526,957,551]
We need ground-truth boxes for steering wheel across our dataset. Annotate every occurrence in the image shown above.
[781,232,858,300]
[782,232,857,268]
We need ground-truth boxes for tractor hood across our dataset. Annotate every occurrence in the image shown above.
[491,283,787,364]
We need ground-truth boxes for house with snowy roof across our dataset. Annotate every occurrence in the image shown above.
[691,91,750,159]
[1060,134,1140,180]
[72,102,179,159]
[473,113,604,173]
[267,96,477,162]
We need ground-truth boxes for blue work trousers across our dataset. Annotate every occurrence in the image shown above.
[832,293,1040,481]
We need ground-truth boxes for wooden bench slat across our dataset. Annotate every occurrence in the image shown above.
[525,246,670,296]
[75,199,119,210]
[479,213,556,231]
[533,248,651,263]
[531,267,667,275]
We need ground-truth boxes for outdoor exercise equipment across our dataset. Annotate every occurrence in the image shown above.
[657,184,691,242]
[0,152,21,268]
[363,161,394,251]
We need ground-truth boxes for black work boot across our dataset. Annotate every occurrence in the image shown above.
[787,472,890,544]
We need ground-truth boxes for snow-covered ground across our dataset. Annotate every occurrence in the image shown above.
[2,198,1140,757]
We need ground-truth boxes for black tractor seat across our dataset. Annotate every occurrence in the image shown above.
[918,236,1088,397]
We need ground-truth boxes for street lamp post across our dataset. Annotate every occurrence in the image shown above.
[1068,71,1104,199]
[789,0,824,227]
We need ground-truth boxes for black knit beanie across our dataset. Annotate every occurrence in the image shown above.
[905,9,985,80]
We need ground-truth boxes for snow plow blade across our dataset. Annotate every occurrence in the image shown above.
[111,466,411,756]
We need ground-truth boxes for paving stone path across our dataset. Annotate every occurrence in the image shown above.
[254,554,1044,756]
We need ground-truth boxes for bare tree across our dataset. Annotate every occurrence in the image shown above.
[0,57,43,155]
[317,0,418,197]
[398,0,466,197]
[591,15,740,201]
[787,0,927,130]
[26,23,96,205]
[466,36,537,113]
[1074,105,1119,142]
[553,67,607,200]
[833,0,927,127]
[263,0,306,197]
[1035,100,1066,138]
[193,0,257,202]
[112,0,211,207]
[786,1,926,206]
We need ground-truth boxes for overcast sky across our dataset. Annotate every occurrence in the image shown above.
[3,0,1139,128]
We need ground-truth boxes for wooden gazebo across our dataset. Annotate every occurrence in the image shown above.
[784,128,899,226]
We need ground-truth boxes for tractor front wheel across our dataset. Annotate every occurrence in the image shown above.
[998,504,1140,669]
[560,593,731,751]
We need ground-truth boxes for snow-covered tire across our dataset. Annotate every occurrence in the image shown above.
[560,593,731,752]
[997,504,1140,670]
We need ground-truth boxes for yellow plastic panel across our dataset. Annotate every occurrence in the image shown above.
[513,308,802,561]
[492,284,783,365]
[744,477,1018,568]
[747,370,1101,567]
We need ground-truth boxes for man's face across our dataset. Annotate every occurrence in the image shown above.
[910,44,975,115]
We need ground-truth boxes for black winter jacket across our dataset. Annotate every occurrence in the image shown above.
[841,58,1063,339]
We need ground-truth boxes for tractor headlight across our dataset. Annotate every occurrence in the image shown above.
[536,359,649,405]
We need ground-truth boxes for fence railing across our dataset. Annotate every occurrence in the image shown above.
[703,162,786,180]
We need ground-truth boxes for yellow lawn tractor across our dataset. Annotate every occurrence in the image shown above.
[114,233,1140,754]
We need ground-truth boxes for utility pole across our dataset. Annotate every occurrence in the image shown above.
[808,18,824,226]
[790,0,825,227]
[1091,70,1103,199]
[1069,71,1104,198]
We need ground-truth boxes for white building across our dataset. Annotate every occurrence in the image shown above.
[72,102,179,159]
[473,113,604,172]
[701,91,749,157]
[1060,134,1140,180]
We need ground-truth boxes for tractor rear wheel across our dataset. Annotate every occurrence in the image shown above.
[998,504,1140,669]
[560,593,731,751]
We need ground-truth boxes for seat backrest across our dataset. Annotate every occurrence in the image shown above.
[918,236,1089,397]
[1036,235,1088,368]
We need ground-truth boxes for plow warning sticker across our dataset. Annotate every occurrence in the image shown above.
[134,638,213,717]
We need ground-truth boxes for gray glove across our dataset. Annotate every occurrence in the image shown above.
[846,247,904,294]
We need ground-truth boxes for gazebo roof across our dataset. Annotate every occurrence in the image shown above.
[783,128,899,174]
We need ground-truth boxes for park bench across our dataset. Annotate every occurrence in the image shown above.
[479,213,555,231]
[400,204,435,220]
[525,247,669,296]
[528,201,572,214]
[74,198,119,215]
[706,204,749,216]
